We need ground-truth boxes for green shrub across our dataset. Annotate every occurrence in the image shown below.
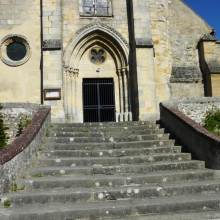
[203,106,220,136]
[16,115,31,137]
[4,199,11,207]
[45,130,50,137]
[0,104,9,150]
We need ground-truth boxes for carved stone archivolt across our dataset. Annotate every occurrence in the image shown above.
[75,22,129,47]
[63,21,129,70]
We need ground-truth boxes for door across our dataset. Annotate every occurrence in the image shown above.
[83,78,115,122]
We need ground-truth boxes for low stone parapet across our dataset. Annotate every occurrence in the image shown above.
[160,97,220,170]
[0,103,51,196]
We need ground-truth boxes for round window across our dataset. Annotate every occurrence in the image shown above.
[7,42,27,61]
[0,34,31,66]
[90,48,106,64]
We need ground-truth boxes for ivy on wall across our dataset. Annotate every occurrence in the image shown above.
[0,104,9,150]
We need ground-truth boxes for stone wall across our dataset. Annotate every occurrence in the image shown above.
[162,97,220,125]
[0,103,40,144]
[160,99,220,170]
[149,0,172,104]
[0,0,41,104]
[0,105,51,196]
[42,0,64,122]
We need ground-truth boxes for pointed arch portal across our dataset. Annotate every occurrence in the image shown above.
[63,23,132,123]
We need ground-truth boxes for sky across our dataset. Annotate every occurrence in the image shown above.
[183,0,220,39]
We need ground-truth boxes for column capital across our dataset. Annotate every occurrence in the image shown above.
[74,69,79,77]
[117,68,122,76]
[122,67,128,76]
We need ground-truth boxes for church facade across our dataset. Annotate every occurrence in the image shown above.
[0,0,220,123]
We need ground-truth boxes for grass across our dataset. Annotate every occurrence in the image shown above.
[12,183,25,192]
[32,173,43,177]
[38,148,44,151]
[45,130,50,137]
[80,130,89,133]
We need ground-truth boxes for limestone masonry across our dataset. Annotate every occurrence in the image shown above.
[0,0,220,123]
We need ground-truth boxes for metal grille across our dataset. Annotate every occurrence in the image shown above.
[83,0,109,15]
[83,78,115,122]
[7,42,27,61]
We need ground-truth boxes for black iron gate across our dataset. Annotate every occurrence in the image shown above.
[83,78,115,122]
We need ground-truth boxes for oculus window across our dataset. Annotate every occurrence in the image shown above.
[7,42,27,61]
[0,35,31,66]
[82,0,112,16]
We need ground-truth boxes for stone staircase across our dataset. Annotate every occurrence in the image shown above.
[1,121,220,219]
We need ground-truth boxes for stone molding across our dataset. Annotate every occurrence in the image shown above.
[75,21,129,47]
[43,39,61,50]
[201,33,219,42]
[170,64,202,83]
[135,38,154,48]
[63,21,129,71]
[206,60,220,74]
[0,34,31,67]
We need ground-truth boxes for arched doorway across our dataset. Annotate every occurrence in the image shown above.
[63,22,132,123]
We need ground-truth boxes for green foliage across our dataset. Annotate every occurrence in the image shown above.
[80,130,89,133]
[19,185,25,190]
[0,104,9,150]
[32,172,42,177]
[16,115,31,137]
[203,106,220,136]
[38,147,43,151]
[12,183,25,192]
[12,183,18,192]
[4,199,11,207]
[45,130,50,137]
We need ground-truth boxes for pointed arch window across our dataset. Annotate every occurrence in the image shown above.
[81,0,113,16]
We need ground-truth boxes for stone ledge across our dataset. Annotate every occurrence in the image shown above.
[43,39,61,50]
[170,64,202,83]
[0,106,50,165]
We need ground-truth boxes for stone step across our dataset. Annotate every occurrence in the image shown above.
[51,125,161,133]
[49,129,165,138]
[51,132,103,137]
[27,160,204,177]
[45,134,170,144]
[34,153,191,167]
[38,146,182,158]
[17,169,215,190]
[43,140,176,151]
[101,210,220,220]
[6,180,220,206]
[2,193,220,219]
[51,121,157,128]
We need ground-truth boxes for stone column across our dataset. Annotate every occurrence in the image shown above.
[74,69,79,122]
[64,68,69,120]
[117,68,124,122]
[122,67,129,122]
[69,68,75,123]
[126,67,132,121]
